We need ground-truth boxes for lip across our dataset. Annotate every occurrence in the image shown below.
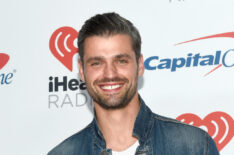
[98,82,124,92]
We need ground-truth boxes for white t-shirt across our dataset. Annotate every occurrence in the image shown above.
[112,141,139,155]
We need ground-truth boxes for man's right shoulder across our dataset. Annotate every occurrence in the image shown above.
[47,122,93,155]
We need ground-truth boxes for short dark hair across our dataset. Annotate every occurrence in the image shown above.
[78,12,141,65]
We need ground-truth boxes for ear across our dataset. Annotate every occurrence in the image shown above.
[138,54,144,77]
[78,59,85,82]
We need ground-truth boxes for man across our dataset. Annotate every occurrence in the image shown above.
[48,12,219,155]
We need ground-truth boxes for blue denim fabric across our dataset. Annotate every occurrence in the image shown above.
[48,95,219,155]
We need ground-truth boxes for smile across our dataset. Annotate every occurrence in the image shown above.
[99,84,123,90]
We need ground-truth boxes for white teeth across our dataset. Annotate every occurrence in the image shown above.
[101,84,122,90]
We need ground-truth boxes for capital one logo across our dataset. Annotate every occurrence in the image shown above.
[176,31,234,76]
[0,53,10,70]
[145,31,234,76]
[177,112,234,151]
[0,53,15,85]
[49,27,78,72]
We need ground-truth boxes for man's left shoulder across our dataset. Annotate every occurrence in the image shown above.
[154,113,206,136]
[152,113,219,154]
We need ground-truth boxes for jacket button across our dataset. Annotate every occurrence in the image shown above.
[102,150,108,155]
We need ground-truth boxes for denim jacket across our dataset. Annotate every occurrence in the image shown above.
[48,96,219,155]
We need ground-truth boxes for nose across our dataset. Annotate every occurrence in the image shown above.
[103,62,118,78]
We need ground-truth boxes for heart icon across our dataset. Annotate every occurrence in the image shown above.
[176,112,234,151]
[49,27,78,72]
[0,53,10,70]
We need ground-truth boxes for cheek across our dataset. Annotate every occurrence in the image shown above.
[84,68,102,83]
[118,64,137,75]
[119,67,138,79]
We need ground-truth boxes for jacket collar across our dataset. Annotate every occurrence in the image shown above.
[91,94,154,148]
[133,95,154,145]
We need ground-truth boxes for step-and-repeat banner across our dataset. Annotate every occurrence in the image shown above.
[0,0,233,154]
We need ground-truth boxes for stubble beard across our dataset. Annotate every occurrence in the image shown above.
[85,75,138,110]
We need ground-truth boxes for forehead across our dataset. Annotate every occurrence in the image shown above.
[83,34,135,59]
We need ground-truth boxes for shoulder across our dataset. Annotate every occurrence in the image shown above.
[151,113,219,154]
[47,122,93,155]
[153,113,208,137]
[152,113,209,141]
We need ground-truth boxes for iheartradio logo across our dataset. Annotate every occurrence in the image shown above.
[49,27,78,72]
[0,53,10,70]
[177,112,234,151]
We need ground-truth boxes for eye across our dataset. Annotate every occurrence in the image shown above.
[91,62,101,66]
[118,59,128,64]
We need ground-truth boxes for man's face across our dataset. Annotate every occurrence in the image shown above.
[79,34,144,109]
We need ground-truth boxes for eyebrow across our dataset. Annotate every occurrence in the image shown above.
[86,54,132,64]
[86,56,105,64]
[115,54,132,59]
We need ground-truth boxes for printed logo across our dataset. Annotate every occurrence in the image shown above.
[48,27,90,109]
[49,26,78,72]
[0,53,10,70]
[48,76,88,109]
[145,31,234,76]
[176,31,234,76]
[175,32,234,45]
[177,112,234,151]
[0,53,16,85]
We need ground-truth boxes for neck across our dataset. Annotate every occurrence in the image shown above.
[94,93,140,151]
